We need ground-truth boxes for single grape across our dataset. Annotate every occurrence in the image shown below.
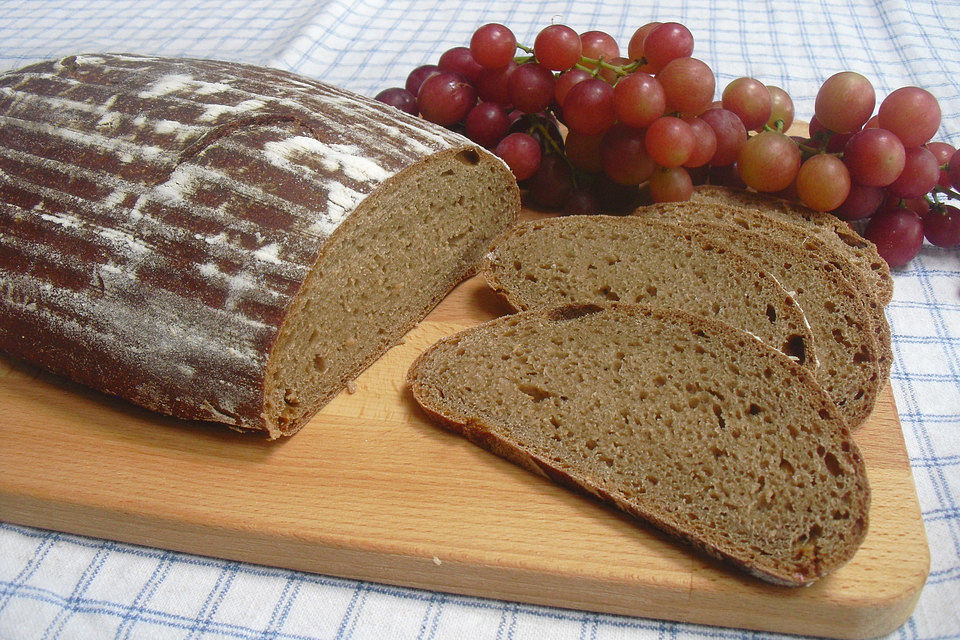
[737,130,801,193]
[834,183,884,221]
[843,128,906,187]
[642,22,694,72]
[438,47,484,83]
[508,62,556,113]
[465,102,510,147]
[722,77,772,132]
[865,206,924,267]
[682,116,717,168]
[627,22,663,61]
[495,132,542,181]
[795,154,851,211]
[808,115,856,152]
[597,56,632,84]
[564,130,604,172]
[601,124,656,185]
[649,166,694,202]
[947,148,960,190]
[656,57,715,116]
[889,195,932,219]
[417,72,477,125]
[406,65,440,96]
[923,205,960,247]
[699,108,747,166]
[645,116,695,167]
[374,87,418,115]
[562,78,616,136]
[878,86,941,148]
[563,188,604,216]
[613,72,665,128]
[580,30,620,62]
[554,68,593,107]
[766,86,795,131]
[470,23,517,69]
[527,154,574,209]
[886,146,939,199]
[814,71,876,134]
[476,61,516,104]
[534,24,582,71]
[926,141,956,188]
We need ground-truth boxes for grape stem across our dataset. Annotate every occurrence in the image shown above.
[576,55,643,77]
[517,43,534,54]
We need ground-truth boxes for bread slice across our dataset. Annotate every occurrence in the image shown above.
[672,219,882,428]
[0,54,520,437]
[632,201,893,384]
[407,303,870,586]
[689,185,893,305]
[482,216,815,368]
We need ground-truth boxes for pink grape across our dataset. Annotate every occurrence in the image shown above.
[843,128,906,187]
[564,130,604,172]
[613,72,666,128]
[417,72,477,125]
[766,86,795,131]
[562,78,616,136]
[923,205,960,247]
[438,47,484,83]
[470,24,517,69]
[534,24,582,71]
[405,65,440,96]
[926,141,956,188]
[737,130,801,193]
[865,206,924,267]
[700,108,747,166]
[601,124,657,185]
[495,133,542,181]
[886,146,939,199]
[722,77,772,132]
[374,87,417,115]
[554,68,593,107]
[642,22,694,72]
[949,149,960,190]
[645,116,695,167]
[808,115,856,152]
[627,22,663,61]
[815,71,876,134]
[877,86,941,148]
[475,61,516,104]
[465,102,510,147]
[834,183,884,221]
[649,166,694,202]
[682,116,717,168]
[580,30,620,62]
[508,62,555,113]
[656,57,715,115]
[795,154,851,211]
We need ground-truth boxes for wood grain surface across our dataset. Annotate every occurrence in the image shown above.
[0,225,929,638]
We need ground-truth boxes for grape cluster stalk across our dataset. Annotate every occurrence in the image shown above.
[375,22,960,267]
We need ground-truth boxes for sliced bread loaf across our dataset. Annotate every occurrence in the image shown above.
[632,201,893,384]
[482,216,815,368]
[407,303,870,586]
[672,219,882,428]
[689,185,893,305]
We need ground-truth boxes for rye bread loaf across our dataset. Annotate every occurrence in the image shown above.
[0,53,519,437]
[671,219,882,428]
[482,216,815,368]
[689,185,893,305]
[632,201,893,384]
[407,303,870,586]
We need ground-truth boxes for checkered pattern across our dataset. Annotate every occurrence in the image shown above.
[1,0,959,638]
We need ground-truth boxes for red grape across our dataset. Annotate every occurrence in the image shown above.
[508,62,555,113]
[878,86,941,148]
[649,166,694,202]
[808,115,856,152]
[464,102,510,147]
[926,141,956,188]
[795,154,851,211]
[562,78,616,136]
[843,128,906,187]
[438,47,484,83]
[645,116,695,167]
[947,149,960,189]
[722,77,772,132]
[580,30,619,62]
[656,57,715,115]
[886,146,939,199]
[471,24,517,69]
[834,183,884,221]
[613,72,665,128]
[527,154,574,209]
[534,24,582,71]
[601,124,656,185]
[627,22,663,61]
[475,61,516,104]
[563,188,604,216]
[564,130,604,172]
[766,86,795,131]
[864,115,880,129]
[495,133,542,181]
[406,65,440,96]
[737,130,801,193]
[700,108,747,166]
[596,56,631,84]
[682,116,717,168]
[642,22,694,72]
[923,205,960,247]
[815,71,876,134]
[865,206,924,267]
[375,87,418,115]
[554,68,592,106]
[417,72,477,125]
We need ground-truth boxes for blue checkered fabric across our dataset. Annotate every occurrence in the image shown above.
[1,1,959,638]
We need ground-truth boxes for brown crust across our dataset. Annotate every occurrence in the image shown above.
[406,303,870,586]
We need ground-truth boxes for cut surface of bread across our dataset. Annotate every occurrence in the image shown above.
[689,185,893,305]
[482,216,815,368]
[675,219,882,428]
[407,303,871,586]
[632,201,893,384]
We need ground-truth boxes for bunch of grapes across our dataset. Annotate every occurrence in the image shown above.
[375,22,960,266]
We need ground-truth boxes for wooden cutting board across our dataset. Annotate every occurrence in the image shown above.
[0,209,928,640]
